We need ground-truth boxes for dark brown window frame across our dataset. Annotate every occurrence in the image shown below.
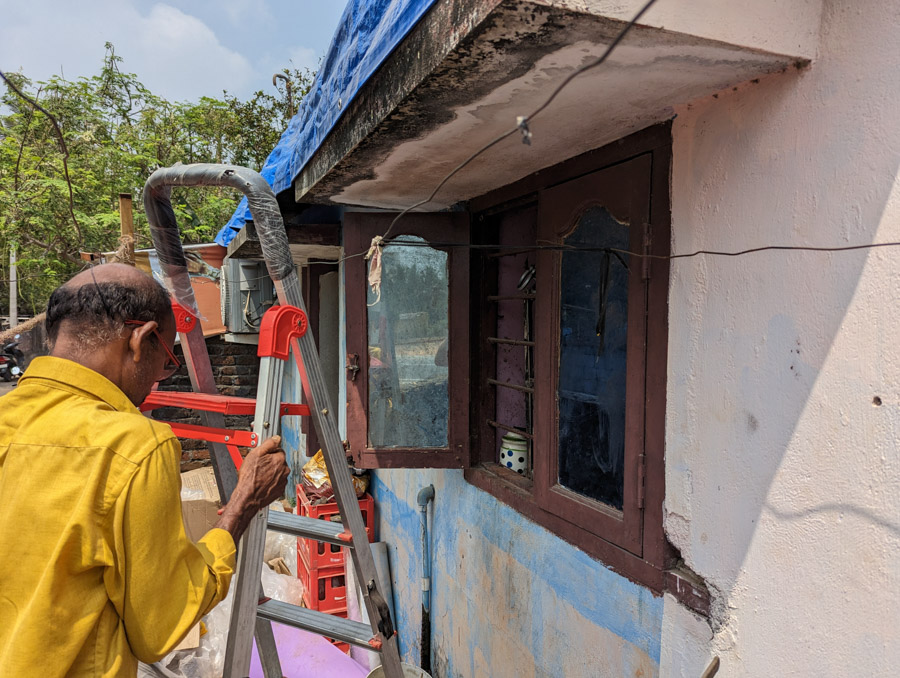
[341,124,708,609]
[344,211,470,469]
[466,124,674,594]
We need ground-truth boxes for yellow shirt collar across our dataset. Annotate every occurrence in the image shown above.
[19,355,139,414]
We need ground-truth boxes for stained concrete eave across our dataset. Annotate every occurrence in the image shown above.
[293,0,814,211]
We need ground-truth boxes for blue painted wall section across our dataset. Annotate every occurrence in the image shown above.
[371,468,663,678]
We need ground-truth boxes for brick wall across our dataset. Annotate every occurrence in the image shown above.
[151,336,260,471]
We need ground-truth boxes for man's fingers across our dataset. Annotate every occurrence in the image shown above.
[255,435,282,454]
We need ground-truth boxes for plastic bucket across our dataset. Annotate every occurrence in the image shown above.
[366,664,432,678]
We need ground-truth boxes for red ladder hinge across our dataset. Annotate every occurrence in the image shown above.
[258,305,308,360]
[171,300,198,333]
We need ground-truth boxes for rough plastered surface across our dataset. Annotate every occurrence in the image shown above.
[346,1,900,676]
[665,0,900,674]
[535,0,823,59]
[372,469,663,678]
[323,0,798,211]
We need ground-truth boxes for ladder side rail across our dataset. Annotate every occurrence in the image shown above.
[222,354,285,678]
[279,279,404,677]
[170,314,240,498]
[182,323,239,499]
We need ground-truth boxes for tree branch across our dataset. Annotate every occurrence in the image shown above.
[14,86,40,193]
[20,232,81,265]
[0,70,83,249]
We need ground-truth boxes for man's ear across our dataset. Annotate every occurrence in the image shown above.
[127,321,158,363]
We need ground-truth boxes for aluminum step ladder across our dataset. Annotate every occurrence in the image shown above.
[143,163,404,678]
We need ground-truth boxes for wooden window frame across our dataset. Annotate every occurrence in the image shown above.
[466,124,673,593]
[341,124,701,603]
[344,211,470,469]
[533,154,651,555]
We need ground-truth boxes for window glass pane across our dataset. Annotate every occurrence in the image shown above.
[367,236,449,448]
[557,207,629,510]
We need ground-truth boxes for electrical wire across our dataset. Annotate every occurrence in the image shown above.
[6,236,899,287]
[312,238,900,268]
[379,0,659,241]
[4,0,895,291]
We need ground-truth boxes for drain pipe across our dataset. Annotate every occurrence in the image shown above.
[417,484,435,674]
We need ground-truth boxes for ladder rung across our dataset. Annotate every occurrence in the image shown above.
[139,390,310,417]
[256,600,380,649]
[267,511,353,547]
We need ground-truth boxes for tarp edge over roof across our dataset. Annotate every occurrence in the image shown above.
[215,0,439,247]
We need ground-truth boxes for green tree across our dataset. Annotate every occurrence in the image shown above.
[0,45,313,316]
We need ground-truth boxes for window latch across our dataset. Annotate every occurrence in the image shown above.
[345,353,360,381]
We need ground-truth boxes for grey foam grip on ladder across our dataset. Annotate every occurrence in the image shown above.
[144,163,295,283]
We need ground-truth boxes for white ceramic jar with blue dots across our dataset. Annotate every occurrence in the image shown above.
[499,432,528,475]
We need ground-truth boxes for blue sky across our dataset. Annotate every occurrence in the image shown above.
[0,0,348,101]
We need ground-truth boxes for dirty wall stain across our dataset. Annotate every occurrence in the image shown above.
[371,470,663,677]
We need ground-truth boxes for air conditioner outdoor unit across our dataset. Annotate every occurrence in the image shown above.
[220,259,275,334]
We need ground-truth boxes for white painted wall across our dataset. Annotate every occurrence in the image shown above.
[540,0,824,60]
[662,1,900,675]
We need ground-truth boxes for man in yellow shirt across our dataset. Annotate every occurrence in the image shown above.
[0,264,290,677]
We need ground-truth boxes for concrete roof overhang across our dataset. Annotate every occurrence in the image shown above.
[293,0,817,211]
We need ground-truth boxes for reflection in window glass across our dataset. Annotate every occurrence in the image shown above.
[557,208,630,510]
[367,236,449,448]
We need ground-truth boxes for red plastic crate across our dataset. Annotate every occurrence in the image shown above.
[330,639,351,655]
[323,611,351,655]
[296,484,375,569]
[297,552,347,614]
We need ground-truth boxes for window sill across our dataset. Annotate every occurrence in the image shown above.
[465,463,708,611]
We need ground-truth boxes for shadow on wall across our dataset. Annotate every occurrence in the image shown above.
[667,3,900,669]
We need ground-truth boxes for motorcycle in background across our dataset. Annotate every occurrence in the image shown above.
[0,334,24,382]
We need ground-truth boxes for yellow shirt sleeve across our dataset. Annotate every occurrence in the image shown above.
[105,437,236,663]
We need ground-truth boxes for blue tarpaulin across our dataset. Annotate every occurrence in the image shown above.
[215,0,439,247]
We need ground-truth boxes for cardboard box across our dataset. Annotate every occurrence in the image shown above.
[177,467,222,650]
[171,622,201,652]
[180,467,221,543]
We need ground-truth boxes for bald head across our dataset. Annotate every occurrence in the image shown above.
[46,264,173,347]
[66,262,162,291]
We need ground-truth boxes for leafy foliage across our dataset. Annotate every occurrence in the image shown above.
[0,44,312,315]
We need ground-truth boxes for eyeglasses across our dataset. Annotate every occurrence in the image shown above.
[124,320,181,379]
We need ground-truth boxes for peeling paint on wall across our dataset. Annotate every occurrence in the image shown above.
[372,469,663,677]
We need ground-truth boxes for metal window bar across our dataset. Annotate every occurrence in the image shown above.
[487,337,535,347]
[487,378,534,394]
[484,263,536,477]
[487,420,535,440]
[487,294,536,301]
[485,247,536,259]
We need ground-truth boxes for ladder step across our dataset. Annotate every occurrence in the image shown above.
[139,390,310,417]
[267,511,353,547]
[256,600,380,649]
